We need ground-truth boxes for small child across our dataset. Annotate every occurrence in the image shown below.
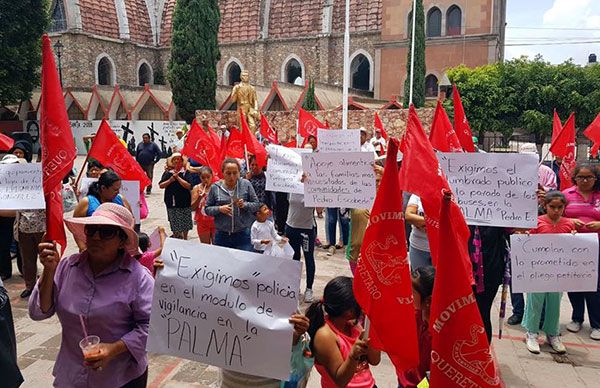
[137,227,166,277]
[191,166,216,244]
[523,191,574,354]
[251,204,284,253]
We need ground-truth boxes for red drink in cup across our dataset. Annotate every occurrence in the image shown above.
[79,335,100,360]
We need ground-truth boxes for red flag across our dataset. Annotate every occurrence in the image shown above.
[260,113,279,144]
[39,35,77,252]
[583,113,600,157]
[181,120,222,178]
[374,112,389,140]
[430,195,501,388]
[224,127,245,159]
[206,124,221,150]
[88,119,151,188]
[0,132,14,151]
[550,113,575,159]
[551,109,563,145]
[282,138,297,148]
[297,108,325,138]
[241,112,268,169]
[353,138,419,371]
[452,85,475,152]
[429,100,463,153]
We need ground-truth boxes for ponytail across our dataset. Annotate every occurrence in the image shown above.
[306,300,326,351]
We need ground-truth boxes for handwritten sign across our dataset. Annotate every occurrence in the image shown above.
[302,152,375,208]
[147,238,302,380]
[438,153,538,228]
[510,234,599,292]
[265,145,310,194]
[0,163,45,210]
[120,180,140,223]
[317,129,360,152]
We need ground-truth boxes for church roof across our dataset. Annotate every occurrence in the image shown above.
[78,0,120,40]
[124,0,154,45]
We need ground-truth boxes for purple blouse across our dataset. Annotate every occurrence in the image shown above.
[28,252,154,388]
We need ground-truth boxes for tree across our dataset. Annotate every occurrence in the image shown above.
[0,0,49,105]
[302,78,318,110]
[403,0,426,108]
[168,0,221,123]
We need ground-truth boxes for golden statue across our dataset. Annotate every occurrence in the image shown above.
[231,70,259,132]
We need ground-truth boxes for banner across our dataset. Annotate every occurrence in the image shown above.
[302,152,376,208]
[147,238,302,380]
[510,233,599,292]
[317,129,360,152]
[438,153,538,228]
[120,180,140,223]
[0,163,45,210]
[265,145,310,194]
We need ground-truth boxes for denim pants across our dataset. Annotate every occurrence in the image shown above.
[326,208,349,246]
[214,229,253,252]
[285,225,315,289]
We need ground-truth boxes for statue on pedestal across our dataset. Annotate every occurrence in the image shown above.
[231,70,259,133]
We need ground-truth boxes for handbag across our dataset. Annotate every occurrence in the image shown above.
[280,333,313,388]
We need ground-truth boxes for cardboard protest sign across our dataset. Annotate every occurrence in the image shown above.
[120,180,140,223]
[317,129,360,152]
[510,233,599,292]
[147,238,302,380]
[438,153,538,228]
[265,145,310,194]
[0,163,45,210]
[302,152,376,208]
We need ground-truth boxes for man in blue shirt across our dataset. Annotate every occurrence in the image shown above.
[136,133,161,194]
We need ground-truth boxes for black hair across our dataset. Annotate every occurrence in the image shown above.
[221,157,240,172]
[255,203,267,214]
[544,190,567,206]
[199,166,213,176]
[248,155,256,164]
[142,133,150,138]
[307,135,317,142]
[411,265,435,300]
[306,276,361,350]
[88,170,121,199]
[138,232,150,252]
[571,163,600,189]
[87,160,104,171]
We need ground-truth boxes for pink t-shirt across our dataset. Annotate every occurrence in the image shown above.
[562,188,600,233]
[531,215,575,234]
[138,251,156,276]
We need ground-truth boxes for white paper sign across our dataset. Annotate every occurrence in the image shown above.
[317,129,360,152]
[302,152,375,208]
[147,238,302,380]
[510,233,599,292]
[120,180,140,223]
[265,145,310,194]
[0,163,45,210]
[438,153,538,228]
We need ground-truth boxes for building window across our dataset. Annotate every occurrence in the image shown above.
[285,58,303,84]
[447,5,462,36]
[425,74,439,97]
[97,56,114,86]
[226,62,241,86]
[351,54,370,91]
[49,0,67,32]
[426,7,442,37]
[138,62,152,86]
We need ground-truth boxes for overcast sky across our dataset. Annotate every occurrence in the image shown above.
[505,0,600,64]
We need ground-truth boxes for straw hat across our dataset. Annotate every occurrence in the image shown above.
[64,203,139,255]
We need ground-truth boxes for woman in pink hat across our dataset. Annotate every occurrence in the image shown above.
[28,203,153,388]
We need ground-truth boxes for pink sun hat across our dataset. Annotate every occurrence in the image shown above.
[64,203,139,255]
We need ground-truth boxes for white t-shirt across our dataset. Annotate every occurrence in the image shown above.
[407,194,430,252]
[251,219,282,251]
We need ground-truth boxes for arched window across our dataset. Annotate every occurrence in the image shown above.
[351,54,371,91]
[426,7,442,37]
[97,56,115,86]
[425,74,439,97]
[447,5,462,36]
[226,62,241,86]
[285,59,303,84]
[138,62,152,86]
[49,0,67,32]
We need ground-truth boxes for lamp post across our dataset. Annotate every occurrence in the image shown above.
[53,40,64,87]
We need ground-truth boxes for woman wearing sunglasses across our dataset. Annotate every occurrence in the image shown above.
[28,203,153,387]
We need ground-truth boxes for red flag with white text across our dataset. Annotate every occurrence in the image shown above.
[241,112,268,169]
[429,100,463,152]
[224,127,245,159]
[555,114,576,190]
[452,85,475,152]
[181,120,222,178]
[260,113,279,144]
[298,108,325,138]
[39,35,77,252]
[353,138,419,371]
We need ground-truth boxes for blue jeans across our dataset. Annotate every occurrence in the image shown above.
[511,291,524,317]
[285,225,316,289]
[326,208,349,246]
[409,246,431,270]
[214,229,253,252]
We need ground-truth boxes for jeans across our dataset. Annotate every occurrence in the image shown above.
[409,246,432,270]
[326,208,349,246]
[285,225,316,289]
[140,163,155,193]
[568,290,600,329]
[214,229,253,252]
[511,291,524,317]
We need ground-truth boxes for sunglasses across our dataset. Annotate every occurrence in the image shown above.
[84,225,123,240]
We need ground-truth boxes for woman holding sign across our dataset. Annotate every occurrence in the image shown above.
[563,163,600,340]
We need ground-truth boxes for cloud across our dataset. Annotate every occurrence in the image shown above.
[543,0,592,27]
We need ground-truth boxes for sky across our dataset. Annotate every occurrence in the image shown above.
[505,0,600,64]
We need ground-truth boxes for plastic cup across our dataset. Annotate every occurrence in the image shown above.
[79,335,100,359]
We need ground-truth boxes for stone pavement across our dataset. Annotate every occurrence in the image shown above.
[4,157,600,387]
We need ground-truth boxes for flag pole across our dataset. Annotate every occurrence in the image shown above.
[408,0,417,106]
[342,0,350,130]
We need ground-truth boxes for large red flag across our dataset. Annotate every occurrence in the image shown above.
[551,109,562,145]
[374,112,389,140]
[297,108,325,138]
[583,112,600,157]
[555,114,576,190]
[206,124,221,150]
[260,113,279,144]
[429,100,463,152]
[88,119,151,188]
[452,85,475,152]
[241,112,268,169]
[181,119,222,178]
[39,35,77,252]
[0,132,14,151]
[549,113,575,159]
[353,138,419,371]
[430,195,501,388]
[224,127,245,159]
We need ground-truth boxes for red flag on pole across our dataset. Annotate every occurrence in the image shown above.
[452,85,475,152]
[282,138,297,148]
[374,112,389,140]
[430,195,501,388]
[429,100,463,152]
[39,34,77,252]
[551,109,563,145]
[206,124,221,149]
[583,112,600,157]
[88,119,151,188]
[224,127,245,159]
[181,119,222,178]
[241,112,268,169]
[260,113,279,144]
[549,113,575,159]
[353,138,419,371]
[297,108,325,138]
[0,132,14,151]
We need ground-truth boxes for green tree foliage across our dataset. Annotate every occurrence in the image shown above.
[403,0,426,108]
[168,0,221,123]
[446,56,600,145]
[0,0,49,105]
[302,78,318,110]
